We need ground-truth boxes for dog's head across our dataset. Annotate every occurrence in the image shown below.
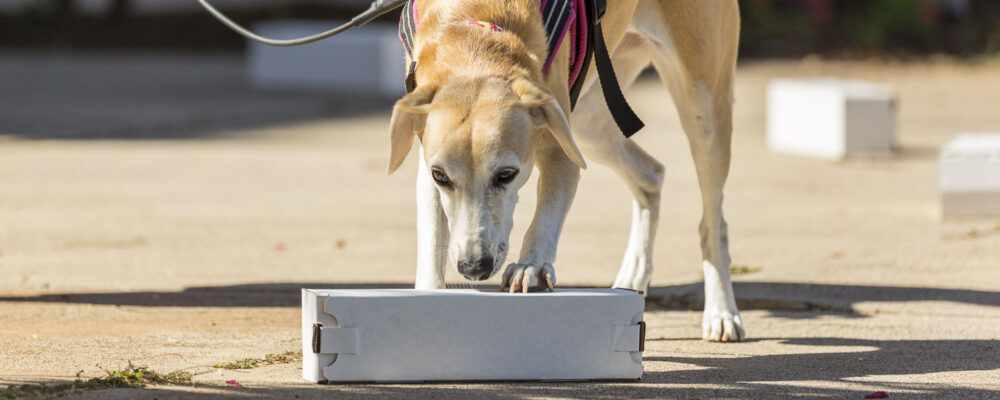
[387,77,585,281]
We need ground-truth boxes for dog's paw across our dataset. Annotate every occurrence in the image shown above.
[702,307,745,342]
[500,263,555,293]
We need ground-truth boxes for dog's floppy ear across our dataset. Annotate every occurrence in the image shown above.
[513,79,587,169]
[388,85,436,174]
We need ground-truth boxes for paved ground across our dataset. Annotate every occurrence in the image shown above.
[1,53,999,399]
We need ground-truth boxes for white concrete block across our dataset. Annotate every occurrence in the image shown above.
[767,78,897,159]
[939,133,1000,216]
[302,288,645,382]
[248,20,406,98]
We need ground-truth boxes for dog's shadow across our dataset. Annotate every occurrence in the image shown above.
[646,281,1000,317]
[5,282,998,313]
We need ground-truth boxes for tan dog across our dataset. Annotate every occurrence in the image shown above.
[387,0,743,342]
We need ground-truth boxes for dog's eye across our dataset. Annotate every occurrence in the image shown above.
[431,168,451,186]
[493,168,519,186]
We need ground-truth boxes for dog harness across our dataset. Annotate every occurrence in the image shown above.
[398,0,644,137]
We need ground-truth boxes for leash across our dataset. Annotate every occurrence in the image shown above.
[196,0,407,46]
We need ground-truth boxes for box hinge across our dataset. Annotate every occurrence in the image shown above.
[639,320,646,351]
[311,323,360,355]
[612,321,645,352]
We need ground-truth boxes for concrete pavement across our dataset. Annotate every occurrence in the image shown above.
[1,54,999,398]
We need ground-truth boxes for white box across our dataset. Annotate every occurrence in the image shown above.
[302,288,645,382]
[939,133,1000,216]
[248,20,406,97]
[767,78,897,159]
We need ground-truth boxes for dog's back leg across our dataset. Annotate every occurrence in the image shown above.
[633,0,744,341]
[572,33,664,294]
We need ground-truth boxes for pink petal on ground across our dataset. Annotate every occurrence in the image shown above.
[274,242,286,251]
[226,379,240,387]
[865,391,888,399]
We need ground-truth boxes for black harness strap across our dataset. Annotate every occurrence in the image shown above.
[592,12,644,137]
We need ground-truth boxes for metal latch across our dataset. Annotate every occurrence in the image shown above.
[311,323,360,355]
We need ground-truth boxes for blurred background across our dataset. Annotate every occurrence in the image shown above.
[2,0,999,139]
[4,0,998,55]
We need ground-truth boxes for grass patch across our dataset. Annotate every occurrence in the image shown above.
[1,363,193,400]
[2,351,303,399]
[730,264,763,275]
[959,223,1000,240]
[213,350,302,370]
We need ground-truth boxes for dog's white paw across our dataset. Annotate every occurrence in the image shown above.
[500,263,555,293]
[702,306,745,342]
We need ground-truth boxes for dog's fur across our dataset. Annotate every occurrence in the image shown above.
[387,0,744,341]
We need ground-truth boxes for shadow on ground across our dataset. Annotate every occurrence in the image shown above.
[58,337,1000,399]
[647,282,1000,314]
[3,282,999,313]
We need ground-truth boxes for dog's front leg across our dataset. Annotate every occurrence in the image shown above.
[415,147,449,290]
[502,145,580,292]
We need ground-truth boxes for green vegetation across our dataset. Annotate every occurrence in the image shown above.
[730,264,763,276]
[1,363,193,400]
[213,350,302,370]
[959,223,1000,240]
[1,350,304,399]
[740,0,1000,58]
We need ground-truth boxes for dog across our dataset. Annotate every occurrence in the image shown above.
[386,0,744,342]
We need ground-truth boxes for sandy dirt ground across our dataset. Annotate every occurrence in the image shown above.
[1,55,999,398]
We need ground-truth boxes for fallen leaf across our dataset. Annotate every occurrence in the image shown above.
[226,379,241,387]
[865,391,888,399]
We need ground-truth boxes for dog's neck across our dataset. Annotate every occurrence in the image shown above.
[411,0,550,89]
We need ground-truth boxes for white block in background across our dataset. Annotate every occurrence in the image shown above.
[249,20,406,98]
[302,288,645,383]
[939,133,1000,216]
[767,78,897,159]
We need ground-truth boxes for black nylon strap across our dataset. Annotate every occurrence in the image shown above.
[568,0,599,109]
[405,61,417,93]
[593,23,644,138]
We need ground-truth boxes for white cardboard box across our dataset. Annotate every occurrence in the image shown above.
[248,20,406,97]
[767,78,897,159]
[302,288,645,382]
[939,133,1000,216]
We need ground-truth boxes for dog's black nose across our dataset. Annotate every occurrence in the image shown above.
[458,257,494,281]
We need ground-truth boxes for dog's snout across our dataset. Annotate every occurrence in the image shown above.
[458,257,495,281]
